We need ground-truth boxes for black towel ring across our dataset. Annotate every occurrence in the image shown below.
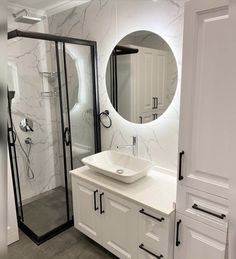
[99,110,112,128]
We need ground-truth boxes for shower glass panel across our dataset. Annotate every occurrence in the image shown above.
[7,30,100,244]
[62,43,96,167]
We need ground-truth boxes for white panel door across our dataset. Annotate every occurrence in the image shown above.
[174,213,227,259]
[102,191,138,259]
[138,47,167,115]
[178,0,231,198]
[72,179,101,243]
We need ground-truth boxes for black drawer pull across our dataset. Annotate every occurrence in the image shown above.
[93,190,98,211]
[139,209,165,222]
[153,113,158,120]
[178,151,184,181]
[176,219,181,246]
[139,244,163,258]
[155,97,159,109]
[192,204,226,219]
[139,116,143,124]
[153,97,156,109]
[100,192,105,214]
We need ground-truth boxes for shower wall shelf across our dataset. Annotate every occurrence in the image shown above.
[40,91,59,98]
[39,71,58,78]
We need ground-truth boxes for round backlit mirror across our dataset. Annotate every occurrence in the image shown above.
[106,30,178,124]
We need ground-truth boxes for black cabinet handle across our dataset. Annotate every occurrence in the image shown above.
[192,204,226,219]
[176,219,181,246]
[178,151,184,181]
[93,190,98,211]
[139,209,165,222]
[139,116,143,124]
[153,113,158,120]
[99,192,104,214]
[152,97,159,109]
[139,244,163,258]
[64,127,71,146]
[155,97,158,109]
[153,97,156,109]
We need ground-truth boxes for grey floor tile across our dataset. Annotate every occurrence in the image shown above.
[8,228,118,259]
[21,187,72,236]
[8,188,117,259]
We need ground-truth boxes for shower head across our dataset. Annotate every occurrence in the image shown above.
[13,9,44,24]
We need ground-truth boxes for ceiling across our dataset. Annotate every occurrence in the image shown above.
[8,0,91,15]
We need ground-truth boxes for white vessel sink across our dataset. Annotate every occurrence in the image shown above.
[81,150,153,183]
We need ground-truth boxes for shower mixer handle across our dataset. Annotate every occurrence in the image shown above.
[20,118,34,132]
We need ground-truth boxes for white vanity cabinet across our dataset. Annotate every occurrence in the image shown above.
[71,166,176,259]
[175,0,231,258]
[72,178,137,258]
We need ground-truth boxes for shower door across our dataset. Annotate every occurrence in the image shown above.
[7,30,101,244]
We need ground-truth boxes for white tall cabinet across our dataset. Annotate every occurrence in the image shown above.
[137,47,168,123]
[175,0,231,258]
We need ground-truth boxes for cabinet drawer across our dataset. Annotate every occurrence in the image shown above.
[138,207,169,257]
[177,185,229,232]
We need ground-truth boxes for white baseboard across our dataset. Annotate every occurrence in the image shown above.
[7,226,19,245]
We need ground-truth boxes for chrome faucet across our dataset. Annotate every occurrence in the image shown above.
[117,136,138,157]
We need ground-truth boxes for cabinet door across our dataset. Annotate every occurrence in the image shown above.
[174,213,227,259]
[178,0,231,197]
[102,191,138,259]
[138,47,167,114]
[72,178,101,243]
[139,111,158,124]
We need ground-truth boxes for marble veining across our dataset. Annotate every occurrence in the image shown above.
[48,0,186,173]
[8,6,97,201]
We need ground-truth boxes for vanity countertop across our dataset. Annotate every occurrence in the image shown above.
[70,166,177,216]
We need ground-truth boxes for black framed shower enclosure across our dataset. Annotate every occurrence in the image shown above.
[7,29,101,245]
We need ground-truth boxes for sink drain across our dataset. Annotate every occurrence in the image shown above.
[116,169,124,174]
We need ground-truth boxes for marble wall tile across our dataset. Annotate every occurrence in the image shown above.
[8,8,65,201]
[48,0,186,173]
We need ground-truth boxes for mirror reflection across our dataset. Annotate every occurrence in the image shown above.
[65,48,79,110]
[106,30,178,124]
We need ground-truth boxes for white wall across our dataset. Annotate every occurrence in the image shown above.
[48,0,186,173]
[7,157,19,245]
[0,0,8,256]
[229,1,236,258]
